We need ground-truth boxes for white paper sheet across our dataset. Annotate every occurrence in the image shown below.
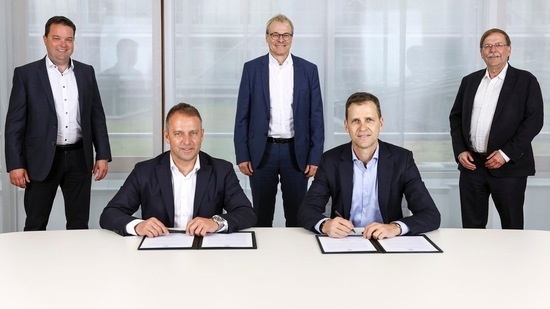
[200,232,254,248]
[377,236,440,252]
[139,232,195,249]
[317,236,377,253]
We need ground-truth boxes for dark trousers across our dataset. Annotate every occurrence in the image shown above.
[459,153,527,229]
[250,141,308,227]
[23,146,92,231]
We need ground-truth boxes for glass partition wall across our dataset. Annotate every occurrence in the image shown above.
[1,0,549,232]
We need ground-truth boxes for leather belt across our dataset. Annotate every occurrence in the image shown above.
[56,140,83,152]
[267,137,294,143]
[471,152,488,159]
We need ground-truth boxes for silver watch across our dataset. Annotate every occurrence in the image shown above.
[212,215,226,232]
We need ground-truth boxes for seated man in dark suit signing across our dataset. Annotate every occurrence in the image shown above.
[298,92,440,239]
[100,103,256,237]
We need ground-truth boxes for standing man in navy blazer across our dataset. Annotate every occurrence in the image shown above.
[100,103,256,237]
[449,28,543,229]
[5,16,111,231]
[234,14,324,227]
[298,92,440,238]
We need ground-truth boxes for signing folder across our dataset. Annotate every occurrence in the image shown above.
[138,230,257,250]
[316,234,442,254]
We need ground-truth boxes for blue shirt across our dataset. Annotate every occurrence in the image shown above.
[349,145,409,235]
[350,146,383,227]
[315,144,409,235]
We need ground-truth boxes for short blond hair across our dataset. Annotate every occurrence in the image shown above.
[265,14,294,34]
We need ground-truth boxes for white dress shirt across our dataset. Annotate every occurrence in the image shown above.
[45,57,81,145]
[171,155,200,229]
[125,154,228,235]
[470,63,509,160]
[268,53,294,138]
[125,154,199,235]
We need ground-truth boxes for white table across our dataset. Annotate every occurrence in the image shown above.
[1,228,549,308]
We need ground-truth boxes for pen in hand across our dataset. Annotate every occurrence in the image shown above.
[333,210,356,234]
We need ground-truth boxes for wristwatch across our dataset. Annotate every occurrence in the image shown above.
[391,221,402,236]
[212,215,227,232]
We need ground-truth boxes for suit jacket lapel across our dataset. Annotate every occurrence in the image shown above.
[377,142,392,222]
[261,55,271,112]
[464,70,485,132]
[157,153,175,226]
[37,58,56,113]
[492,65,516,123]
[339,144,354,218]
[72,60,85,112]
[292,55,302,116]
[193,153,211,217]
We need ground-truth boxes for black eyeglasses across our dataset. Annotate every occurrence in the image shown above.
[268,32,293,41]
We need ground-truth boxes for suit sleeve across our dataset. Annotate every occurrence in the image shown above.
[399,151,441,235]
[449,76,469,162]
[100,167,143,236]
[298,154,332,232]
[219,165,257,232]
[5,68,28,171]
[499,73,544,161]
[307,65,324,166]
[234,63,252,164]
[89,65,112,162]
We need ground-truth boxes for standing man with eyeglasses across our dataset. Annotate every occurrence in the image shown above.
[449,28,543,229]
[234,14,324,227]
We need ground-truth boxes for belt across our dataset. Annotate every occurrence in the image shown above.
[267,137,294,143]
[471,151,488,159]
[56,140,83,152]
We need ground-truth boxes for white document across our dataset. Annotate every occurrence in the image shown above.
[317,236,377,253]
[377,236,440,252]
[139,232,195,249]
[200,232,254,248]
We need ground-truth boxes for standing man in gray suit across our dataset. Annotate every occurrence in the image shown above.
[5,16,112,230]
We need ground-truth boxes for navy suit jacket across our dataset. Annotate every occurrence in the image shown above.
[234,54,324,170]
[100,151,257,236]
[298,141,441,235]
[5,57,111,181]
[449,64,544,177]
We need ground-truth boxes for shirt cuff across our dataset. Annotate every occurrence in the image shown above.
[393,221,410,235]
[498,149,510,162]
[125,219,143,235]
[315,218,330,234]
[215,219,228,233]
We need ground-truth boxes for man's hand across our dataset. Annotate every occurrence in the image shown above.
[363,222,400,240]
[304,165,318,178]
[186,217,219,236]
[458,151,476,171]
[323,217,355,238]
[485,151,506,169]
[238,161,253,176]
[9,168,30,188]
[135,217,169,237]
[93,159,109,181]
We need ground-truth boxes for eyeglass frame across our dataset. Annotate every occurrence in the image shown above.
[268,32,293,41]
[481,43,509,50]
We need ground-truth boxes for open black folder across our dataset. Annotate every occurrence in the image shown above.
[316,234,442,254]
[138,230,257,250]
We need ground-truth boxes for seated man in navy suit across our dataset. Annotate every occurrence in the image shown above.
[298,92,440,239]
[100,103,256,237]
